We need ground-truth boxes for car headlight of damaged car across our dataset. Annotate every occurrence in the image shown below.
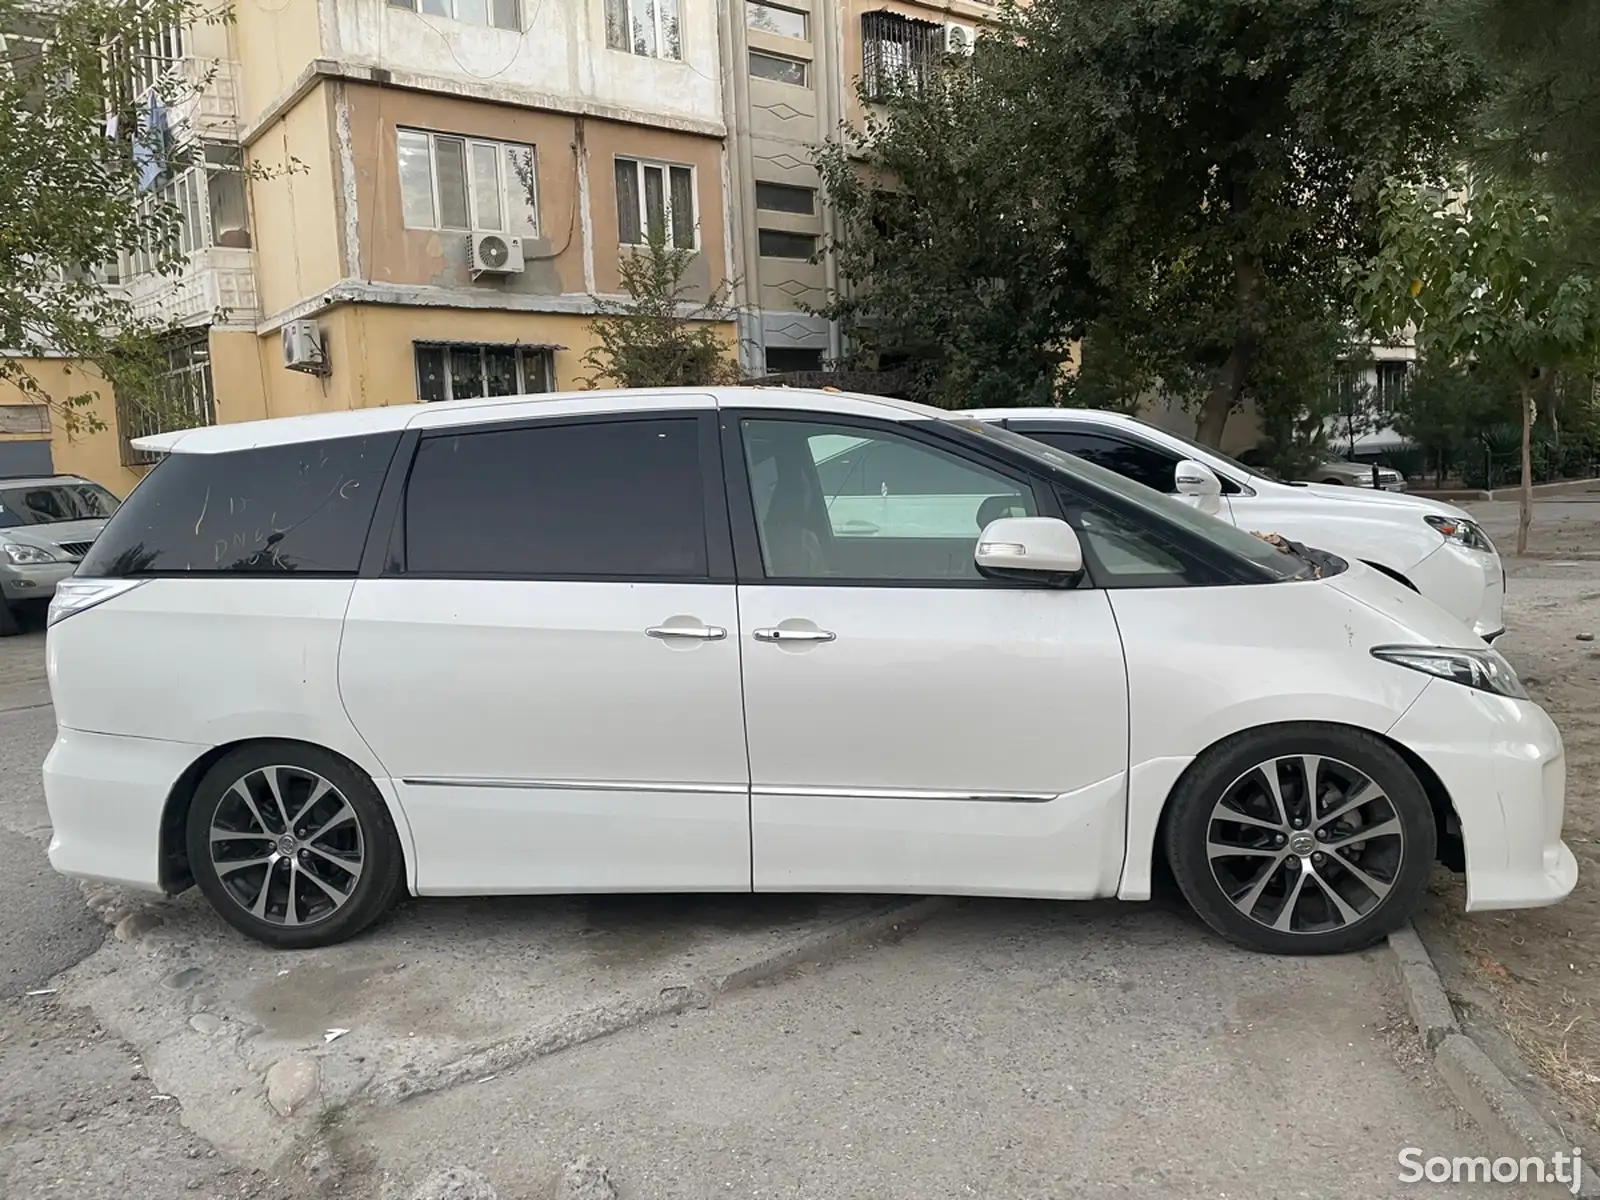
[1424,514,1494,552]
[1371,645,1528,700]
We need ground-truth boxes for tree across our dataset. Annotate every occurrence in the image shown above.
[1362,176,1600,552]
[1445,0,1600,216]
[583,229,740,388]
[814,60,1097,409]
[1386,361,1511,485]
[0,0,248,433]
[820,0,1480,444]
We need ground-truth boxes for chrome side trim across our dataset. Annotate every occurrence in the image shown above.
[400,777,747,795]
[754,784,1057,804]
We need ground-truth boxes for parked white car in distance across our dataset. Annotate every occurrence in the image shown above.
[41,388,1572,956]
[957,409,1504,640]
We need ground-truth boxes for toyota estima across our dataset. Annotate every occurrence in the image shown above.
[956,408,1505,642]
[42,388,1575,955]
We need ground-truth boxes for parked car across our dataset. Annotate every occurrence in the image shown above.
[956,409,1503,641]
[0,473,121,635]
[1312,456,1407,491]
[43,389,1573,955]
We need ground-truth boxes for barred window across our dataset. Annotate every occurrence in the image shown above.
[117,331,216,468]
[860,10,942,102]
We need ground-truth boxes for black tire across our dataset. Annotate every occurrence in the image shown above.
[1321,478,1345,486]
[1163,723,1435,956]
[186,742,405,949]
[0,598,20,636]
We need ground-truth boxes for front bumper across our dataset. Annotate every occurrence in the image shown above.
[43,725,205,892]
[1406,541,1505,642]
[1,560,78,603]
[1388,678,1576,911]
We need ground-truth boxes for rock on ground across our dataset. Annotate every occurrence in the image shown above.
[408,1165,498,1200]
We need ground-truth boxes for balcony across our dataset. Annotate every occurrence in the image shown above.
[117,247,258,329]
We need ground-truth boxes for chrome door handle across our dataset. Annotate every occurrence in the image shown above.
[646,625,727,641]
[753,627,836,643]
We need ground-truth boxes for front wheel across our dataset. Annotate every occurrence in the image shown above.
[0,597,20,637]
[1163,724,1435,955]
[186,742,405,949]
[1321,477,1345,486]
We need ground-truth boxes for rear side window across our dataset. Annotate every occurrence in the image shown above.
[79,434,401,576]
[402,417,708,578]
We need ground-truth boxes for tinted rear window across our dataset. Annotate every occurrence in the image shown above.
[402,417,708,578]
[79,434,400,575]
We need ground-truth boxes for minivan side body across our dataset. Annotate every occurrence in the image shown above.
[42,389,1575,953]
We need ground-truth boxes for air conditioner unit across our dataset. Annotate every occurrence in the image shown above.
[945,23,976,54]
[469,232,525,278]
[281,320,328,375]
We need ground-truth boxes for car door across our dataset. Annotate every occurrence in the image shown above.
[1011,423,1241,524]
[338,407,752,895]
[728,410,1131,898]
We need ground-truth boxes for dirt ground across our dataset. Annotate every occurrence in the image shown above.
[1428,495,1600,1134]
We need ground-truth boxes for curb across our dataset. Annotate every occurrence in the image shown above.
[1386,924,1600,1197]
[375,896,950,1105]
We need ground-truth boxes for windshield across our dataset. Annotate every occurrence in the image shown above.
[948,420,1312,581]
[0,482,121,529]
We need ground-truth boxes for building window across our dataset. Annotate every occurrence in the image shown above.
[764,346,824,373]
[860,10,942,101]
[755,181,816,215]
[746,2,807,39]
[388,0,520,32]
[749,50,808,87]
[414,342,554,402]
[604,0,681,60]
[758,229,816,260]
[614,158,697,249]
[125,22,183,96]
[397,129,535,234]
[117,331,215,467]
[1374,360,1411,415]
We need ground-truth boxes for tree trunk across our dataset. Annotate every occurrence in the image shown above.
[1194,254,1265,449]
[1517,377,1534,556]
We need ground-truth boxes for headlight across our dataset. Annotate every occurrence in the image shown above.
[1,541,57,565]
[1371,645,1528,700]
[1425,514,1494,552]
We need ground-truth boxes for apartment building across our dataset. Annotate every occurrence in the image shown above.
[50,0,732,495]
[721,0,998,376]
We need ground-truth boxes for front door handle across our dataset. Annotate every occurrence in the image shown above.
[646,624,727,641]
[754,627,836,643]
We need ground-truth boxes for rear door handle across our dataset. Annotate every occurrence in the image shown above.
[646,624,727,641]
[753,627,836,643]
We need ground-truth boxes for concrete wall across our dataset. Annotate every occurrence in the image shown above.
[232,0,325,126]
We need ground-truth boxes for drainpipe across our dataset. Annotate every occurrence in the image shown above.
[721,0,762,374]
[819,0,845,363]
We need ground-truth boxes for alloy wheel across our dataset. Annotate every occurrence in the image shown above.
[207,765,365,927]
[1205,754,1405,935]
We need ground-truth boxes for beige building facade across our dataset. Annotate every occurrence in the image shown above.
[49,0,735,494]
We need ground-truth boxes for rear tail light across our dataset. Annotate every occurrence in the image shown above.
[47,578,146,627]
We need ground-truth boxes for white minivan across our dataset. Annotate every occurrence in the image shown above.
[42,388,1575,954]
[958,409,1506,641]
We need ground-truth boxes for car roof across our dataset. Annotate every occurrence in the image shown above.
[131,387,949,455]
[0,473,94,488]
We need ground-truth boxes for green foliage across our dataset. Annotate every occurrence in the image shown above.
[820,0,1481,443]
[0,0,254,434]
[1444,0,1600,221]
[1388,361,1514,482]
[583,229,740,389]
[814,59,1091,410]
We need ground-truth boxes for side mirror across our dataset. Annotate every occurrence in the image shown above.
[974,517,1084,586]
[1173,459,1223,515]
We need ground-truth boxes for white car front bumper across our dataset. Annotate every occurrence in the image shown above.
[1388,678,1575,911]
[1406,540,1505,641]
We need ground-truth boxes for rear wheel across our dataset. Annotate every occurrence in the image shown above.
[1164,724,1435,955]
[186,742,405,948]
